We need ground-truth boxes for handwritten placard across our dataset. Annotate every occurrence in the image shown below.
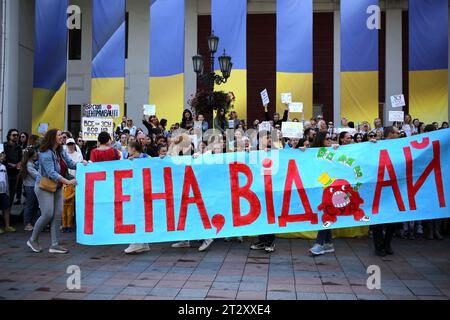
[83,104,120,118]
[390,95,405,108]
[282,122,304,138]
[289,102,303,113]
[38,123,49,135]
[281,93,292,104]
[143,104,156,116]
[389,111,405,122]
[261,89,270,106]
[82,117,114,142]
[259,121,272,132]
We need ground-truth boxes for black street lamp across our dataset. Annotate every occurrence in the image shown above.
[193,31,232,92]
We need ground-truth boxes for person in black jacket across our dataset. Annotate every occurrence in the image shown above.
[2,129,22,206]
[142,115,163,136]
[264,103,288,127]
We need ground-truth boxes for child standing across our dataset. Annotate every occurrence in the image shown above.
[0,152,16,234]
[62,184,75,233]
[21,148,40,231]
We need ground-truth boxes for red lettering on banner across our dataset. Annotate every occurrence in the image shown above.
[114,170,135,234]
[142,168,175,232]
[263,159,276,225]
[372,150,406,214]
[403,140,446,210]
[84,172,106,235]
[229,162,262,227]
[279,160,318,227]
[177,166,212,231]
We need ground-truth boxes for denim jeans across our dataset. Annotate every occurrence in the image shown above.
[23,186,39,225]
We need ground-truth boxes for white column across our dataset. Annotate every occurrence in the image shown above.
[184,0,198,110]
[333,10,341,125]
[1,0,19,140]
[385,8,403,125]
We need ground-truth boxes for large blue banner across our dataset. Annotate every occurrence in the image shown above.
[76,130,450,245]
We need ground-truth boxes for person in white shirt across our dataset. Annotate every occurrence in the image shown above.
[125,118,137,136]
[65,139,84,178]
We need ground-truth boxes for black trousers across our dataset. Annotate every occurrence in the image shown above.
[258,234,275,245]
[8,174,18,206]
[372,223,396,250]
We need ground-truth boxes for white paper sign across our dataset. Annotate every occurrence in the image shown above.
[289,102,303,113]
[82,117,114,141]
[390,94,405,108]
[228,120,235,129]
[0,144,4,154]
[194,121,203,130]
[83,104,120,118]
[189,135,199,149]
[389,111,405,122]
[281,93,292,104]
[143,104,156,116]
[261,89,270,106]
[335,128,357,135]
[259,121,272,132]
[282,122,304,138]
[38,123,49,134]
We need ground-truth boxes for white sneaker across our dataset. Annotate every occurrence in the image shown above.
[124,243,150,254]
[323,221,333,228]
[359,216,370,222]
[171,241,191,248]
[198,239,214,252]
[24,224,34,232]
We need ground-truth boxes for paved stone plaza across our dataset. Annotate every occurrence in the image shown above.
[0,228,449,300]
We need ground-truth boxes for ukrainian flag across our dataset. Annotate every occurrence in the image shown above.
[91,0,125,121]
[409,0,448,125]
[149,0,185,126]
[32,0,68,134]
[212,0,247,121]
[341,0,379,124]
[276,0,313,119]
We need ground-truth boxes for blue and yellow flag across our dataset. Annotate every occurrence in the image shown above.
[212,0,247,121]
[341,0,379,124]
[149,0,185,126]
[32,0,68,133]
[91,0,125,120]
[276,0,313,119]
[409,0,448,124]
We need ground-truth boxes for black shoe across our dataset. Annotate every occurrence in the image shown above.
[375,248,386,257]
[384,247,394,255]
[265,242,275,253]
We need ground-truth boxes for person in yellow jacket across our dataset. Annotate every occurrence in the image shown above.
[62,184,75,233]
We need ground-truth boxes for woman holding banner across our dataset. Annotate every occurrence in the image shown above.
[27,129,87,254]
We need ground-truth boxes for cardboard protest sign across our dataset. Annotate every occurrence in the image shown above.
[390,94,406,108]
[261,89,270,106]
[38,123,49,135]
[259,121,272,132]
[389,111,405,122]
[143,104,156,116]
[282,122,304,138]
[281,93,292,104]
[82,117,114,141]
[289,102,303,113]
[76,130,450,245]
[83,104,120,118]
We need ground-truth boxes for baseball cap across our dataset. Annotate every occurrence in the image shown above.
[66,138,76,145]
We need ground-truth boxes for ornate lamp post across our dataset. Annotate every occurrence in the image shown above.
[192,32,232,92]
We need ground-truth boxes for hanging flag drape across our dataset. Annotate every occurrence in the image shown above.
[276,0,313,119]
[211,0,247,121]
[149,0,185,126]
[91,0,125,120]
[32,0,68,133]
[409,0,448,124]
[341,0,379,124]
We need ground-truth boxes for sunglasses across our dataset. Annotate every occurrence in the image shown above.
[368,135,375,138]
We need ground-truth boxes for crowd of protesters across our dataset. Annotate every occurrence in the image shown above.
[0,104,448,257]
